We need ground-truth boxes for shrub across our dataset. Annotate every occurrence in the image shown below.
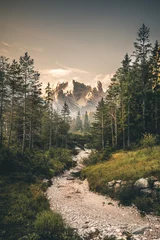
[133,197,153,213]
[140,133,157,148]
[117,185,137,206]
[35,210,65,240]
[83,148,111,166]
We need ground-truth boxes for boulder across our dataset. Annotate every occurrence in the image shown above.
[121,181,127,186]
[154,181,160,189]
[108,180,116,187]
[116,180,122,184]
[134,178,149,189]
[114,183,121,192]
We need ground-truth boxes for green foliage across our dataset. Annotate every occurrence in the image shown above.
[83,146,160,189]
[83,146,160,214]
[117,185,138,206]
[35,210,65,240]
[133,197,153,213]
[0,180,49,240]
[140,133,157,148]
[0,146,80,240]
[83,148,111,166]
[0,147,73,181]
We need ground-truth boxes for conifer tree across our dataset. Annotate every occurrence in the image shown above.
[19,52,35,154]
[75,111,82,131]
[84,111,90,133]
[7,60,22,148]
[134,24,152,132]
[0,56,9,147]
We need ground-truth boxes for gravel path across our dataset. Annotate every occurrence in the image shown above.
[47,149,160,240]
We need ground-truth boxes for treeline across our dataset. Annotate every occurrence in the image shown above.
[0,53,72,153]
[0,53,81,240]
[91,24,160,150]
[70,110,90,133]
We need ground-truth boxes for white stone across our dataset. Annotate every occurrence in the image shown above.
[134,178,149,189]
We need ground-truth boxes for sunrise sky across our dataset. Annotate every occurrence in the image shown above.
[1,0,160,90]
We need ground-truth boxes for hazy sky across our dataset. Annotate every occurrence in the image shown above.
[1,0,160,90]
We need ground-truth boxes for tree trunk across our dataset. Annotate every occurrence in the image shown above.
[111,113,114,147]
[8,86,14,148]
[101,111,104,149]
[0,76,4,147]
[115,108,118,147]
[127,100,130,148]
[22,75,26,154]
[122,99,125,149]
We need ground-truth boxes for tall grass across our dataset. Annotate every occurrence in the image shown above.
[82,146,160,192]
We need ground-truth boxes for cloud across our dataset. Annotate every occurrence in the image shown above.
[56,62,89,74]
[49,68,72,77]
[94,73,114,91]
[32,47,44,53]
[39,64,113,93]
[1,41,12,48]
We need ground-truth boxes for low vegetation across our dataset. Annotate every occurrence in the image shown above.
[83,146,160,186]
[82,145,160,214]
[0,147,80,240]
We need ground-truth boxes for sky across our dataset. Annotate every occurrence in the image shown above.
[1,0,160,91]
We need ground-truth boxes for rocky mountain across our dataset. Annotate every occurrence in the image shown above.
[51,80,105,115]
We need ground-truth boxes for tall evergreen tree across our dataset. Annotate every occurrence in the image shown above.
[134,24,152,132]
[75,111,82,131]
[0,56,9,147]
[7,60,22,148]
[84,111,90,133]
[19,52,35,154]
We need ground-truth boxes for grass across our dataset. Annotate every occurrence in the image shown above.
[82,146,160,192]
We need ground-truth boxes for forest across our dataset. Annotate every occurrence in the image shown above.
[0,24,160,240]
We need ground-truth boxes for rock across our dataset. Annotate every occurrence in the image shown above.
[108,180,116,187]
[154,181,160,189]
[132,225,150,234]
[114,183,121,192]
[134,178,149,189]
[140,188,152,196]
[121,180,127,186]
[82,224,89,229]
[66,176,75,180]
[116,180,122,184]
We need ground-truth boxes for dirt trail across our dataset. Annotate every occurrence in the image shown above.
[47,149,160,240]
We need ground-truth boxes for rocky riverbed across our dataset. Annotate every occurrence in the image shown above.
[47,149,160,240]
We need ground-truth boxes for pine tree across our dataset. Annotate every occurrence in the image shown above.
[19,52,35,154]
[7,60,22,148]
[44,82,53,149]
[28,72,42,149]
[151,41,160,134]
[84,111,90,133]
[0,56,9,147]
[93,98,106,149]
[61,101,70,148]
[75,111,82,131]
[134,24,152,132]
[61,101,70,123]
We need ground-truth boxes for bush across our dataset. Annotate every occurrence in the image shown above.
[35,210,65,240]
[83,148,111,166]
[133,196,153,213]
[117,185,137,206]
[140,133,157,148]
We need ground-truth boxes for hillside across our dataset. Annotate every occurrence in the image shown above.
[82,146,160,214]
[83,146,160,187]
